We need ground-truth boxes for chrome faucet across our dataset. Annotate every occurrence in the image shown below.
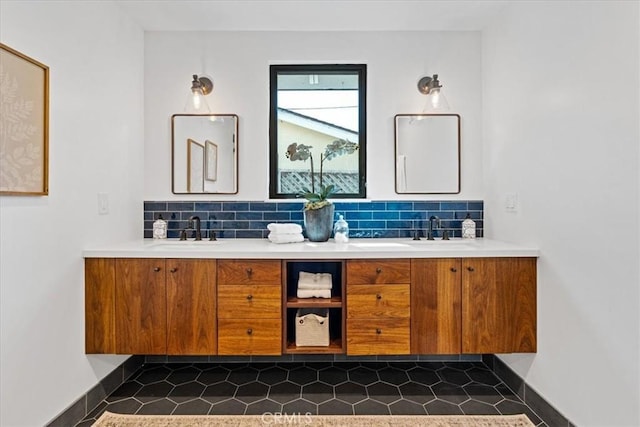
[427,216,440,240]
[180,215,202,241]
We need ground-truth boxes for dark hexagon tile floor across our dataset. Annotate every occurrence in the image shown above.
[76,361,547,426]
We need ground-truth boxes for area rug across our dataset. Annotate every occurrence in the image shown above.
[93,412,535,427]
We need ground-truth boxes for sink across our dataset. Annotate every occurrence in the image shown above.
[348,242,410,248]
[149,240,221,249]
[406,238,475,246]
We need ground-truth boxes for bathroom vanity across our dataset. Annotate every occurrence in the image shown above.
[83,238,538,356]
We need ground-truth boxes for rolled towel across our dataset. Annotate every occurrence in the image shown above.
[297,289,332,299]
[267,223,303,234]
[268,232,304,244]
[298,271,332,290]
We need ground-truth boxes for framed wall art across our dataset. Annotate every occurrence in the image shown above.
[0,43,49,195]
[205,140,217,182]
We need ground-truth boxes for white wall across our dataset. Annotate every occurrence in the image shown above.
[482,1,639,426]
[144,31,484,201]
[0,2,144,426]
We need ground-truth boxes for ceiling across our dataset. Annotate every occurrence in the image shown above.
[113,0,507,32]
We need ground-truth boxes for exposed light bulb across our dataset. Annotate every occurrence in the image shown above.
[185,75,212,113]
[423,88,450,112]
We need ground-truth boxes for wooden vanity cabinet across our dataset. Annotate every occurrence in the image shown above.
[85,258,217,355]
[411,257,537,354]
[346,259,411,355]
[462,257,537,353]
[411,258,462,354]
[217,260,282,355]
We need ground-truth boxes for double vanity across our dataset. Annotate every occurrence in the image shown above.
[83,238,538,357]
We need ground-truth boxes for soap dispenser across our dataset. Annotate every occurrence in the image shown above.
[462,213,476,239]
[153,214,168,239]
[334,214,349,243]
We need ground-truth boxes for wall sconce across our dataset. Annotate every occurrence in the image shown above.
[417,74,450,112]
[185,74,213,113]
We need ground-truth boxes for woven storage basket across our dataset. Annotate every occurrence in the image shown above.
[295,308,329,346]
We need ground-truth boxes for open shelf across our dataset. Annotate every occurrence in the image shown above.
[285,338,344,354]
[287,296,342,308]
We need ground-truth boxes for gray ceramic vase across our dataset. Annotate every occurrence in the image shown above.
[304,204,335,242]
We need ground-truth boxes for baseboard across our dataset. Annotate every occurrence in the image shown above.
[45,355,144,427]
[483,354,575,427]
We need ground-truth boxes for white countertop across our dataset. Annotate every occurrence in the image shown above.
[82,238,539,259]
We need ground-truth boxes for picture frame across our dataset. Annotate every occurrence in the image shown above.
[205,140,218,182]
[0,43,49,195]
[186,138,204,193]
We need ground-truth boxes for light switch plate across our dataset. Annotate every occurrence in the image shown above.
[505,193,518,212]
[97,193,109,215]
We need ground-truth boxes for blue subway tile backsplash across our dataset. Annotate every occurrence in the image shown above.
[143,200,484,240]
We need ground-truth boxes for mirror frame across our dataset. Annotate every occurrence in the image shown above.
[269,64,367,199]
[394,113,461,194]
[171,113,239,195]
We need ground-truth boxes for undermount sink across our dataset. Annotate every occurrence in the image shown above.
[406,238,475,246]
[348,242,410,248]
[149,240,220,249]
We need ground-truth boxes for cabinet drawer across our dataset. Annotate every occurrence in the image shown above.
[347,284,410,318]
[218,260,281,286]
[218,319,282,355]
[218,285,281,318]
[346,318,410,355]
[347,259,410,284]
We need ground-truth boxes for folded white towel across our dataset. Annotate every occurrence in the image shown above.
[298,271,333,289]
[268,232,304,244]
[267,223,303,234]
[297,289,332,298]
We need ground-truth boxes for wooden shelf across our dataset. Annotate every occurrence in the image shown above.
[286,296,342,308]
[285,338,344,354]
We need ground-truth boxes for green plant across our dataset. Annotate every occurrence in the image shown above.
[286,139,358,210]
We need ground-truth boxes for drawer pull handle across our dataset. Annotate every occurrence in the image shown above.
[450,267,457,272]
[376,268,382,274]
[153,267,161,272]
[467,266,475,272]
[246,268,253,277]
[246,294,253,301]
[376,328,382,335]
[246,328,253,335]
[376,293,382,300]
[170,268,178,273]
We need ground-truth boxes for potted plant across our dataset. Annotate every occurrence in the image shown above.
[286,139,358,242]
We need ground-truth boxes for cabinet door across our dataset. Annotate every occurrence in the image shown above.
[85,258,116,354]
[411,259,462,354]
[115,259,167,354]
[462,258,537,353]
[166,259,217,355]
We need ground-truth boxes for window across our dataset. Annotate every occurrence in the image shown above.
[269,64,367,199]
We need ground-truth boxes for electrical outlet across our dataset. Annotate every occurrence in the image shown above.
[97,193,109,215]
[505,193,518,212]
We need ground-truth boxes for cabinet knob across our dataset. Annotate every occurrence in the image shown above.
[246,328,253,335]
[153,267,161,272]
[450,267,458,272]
[376,267,382,274]
[246,294,253,301]
[246,268,253,277]
[376,293,382,300]
[376,328,382,335]
[467,266,475,272]
[170,268,178,273]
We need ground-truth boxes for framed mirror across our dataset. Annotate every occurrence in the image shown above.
[269,64,367,199]
[394,114,460,194]
[171,114,238,194]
